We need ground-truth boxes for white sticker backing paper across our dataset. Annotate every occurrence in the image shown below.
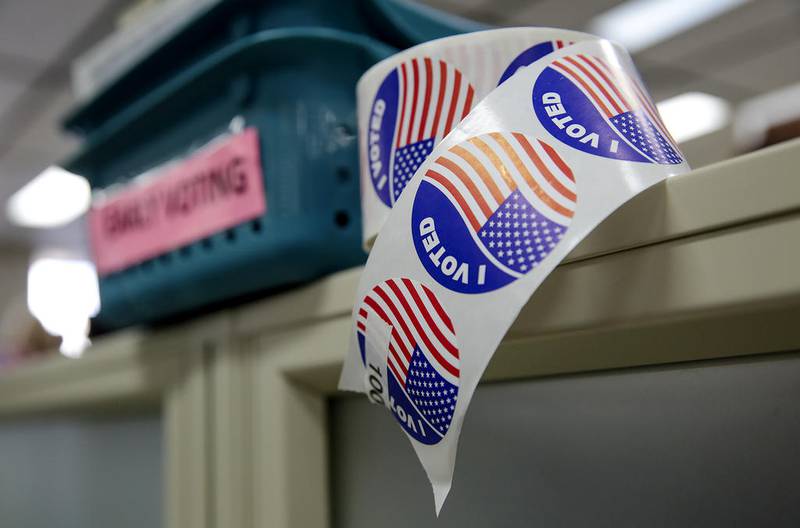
[341,33,690,514]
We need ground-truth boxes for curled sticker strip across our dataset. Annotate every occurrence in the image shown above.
[341,34,690,513]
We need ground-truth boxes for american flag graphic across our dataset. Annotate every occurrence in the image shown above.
[357,278,459,439]
[550,54,682,164]
[390,58,476,202]
[422,133,576,275]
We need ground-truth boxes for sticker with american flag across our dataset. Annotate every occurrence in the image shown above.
[356,278,459,444]
[533,53,683,164]
[365,57,476,208]
[498,39,574,85]
[411,132,576,294]
[343,37,691,514]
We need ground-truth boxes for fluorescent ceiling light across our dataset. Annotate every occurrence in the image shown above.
[7,166,91,228]
[27,255,100,359]
[589,0,750,53]
[656,92,731,143]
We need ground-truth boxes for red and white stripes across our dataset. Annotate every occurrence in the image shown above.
[549,54,678,149]
[422,133,576,232]
[394,57,476,149]
[357,278,459,387]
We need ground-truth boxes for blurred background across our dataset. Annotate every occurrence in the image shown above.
[0,0,798,372]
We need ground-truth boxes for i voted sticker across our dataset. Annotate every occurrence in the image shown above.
[356,277,459,444]
[412,132,576,294]
[533,53,682,164]
[366,57,476,207]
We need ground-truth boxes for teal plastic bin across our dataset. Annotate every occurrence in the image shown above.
[63,0,485,137]
[67,29,394,330]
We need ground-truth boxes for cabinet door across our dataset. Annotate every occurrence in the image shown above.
[0,412,162,528]
[332,353,800,527]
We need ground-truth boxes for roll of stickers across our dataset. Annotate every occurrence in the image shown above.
[342,29,689,513]
[359,27,596,248]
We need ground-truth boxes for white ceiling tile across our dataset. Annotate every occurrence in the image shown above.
[0,0,115,63]
[635,0,796,64]
[0,51,44,85]
[0,76,29,120]
[0,146,57,193]
[708,39,800,94]
[506,0,623,29]
[11,87,79,161]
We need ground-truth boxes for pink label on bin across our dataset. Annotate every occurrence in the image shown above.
[89,128,266,276]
